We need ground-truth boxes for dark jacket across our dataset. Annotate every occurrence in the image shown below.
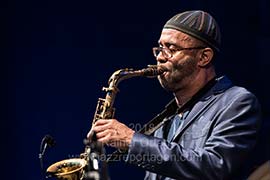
[126,76,262,180]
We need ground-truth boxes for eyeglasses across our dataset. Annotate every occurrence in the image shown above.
[152,46,206,59]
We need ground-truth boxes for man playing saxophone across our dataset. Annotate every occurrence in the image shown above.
[87,10,261,180]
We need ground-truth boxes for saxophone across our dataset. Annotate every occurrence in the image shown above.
[46,65,165,180]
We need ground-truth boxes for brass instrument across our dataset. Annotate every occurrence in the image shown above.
[46,65,165,180]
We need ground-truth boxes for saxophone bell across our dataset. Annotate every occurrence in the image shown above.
[46,158,87,180]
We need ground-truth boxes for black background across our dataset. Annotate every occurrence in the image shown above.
[2,0,270,179]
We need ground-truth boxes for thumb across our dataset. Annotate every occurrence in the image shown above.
[87,128,94,139]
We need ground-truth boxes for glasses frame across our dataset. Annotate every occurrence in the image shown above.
[152,46,206,59]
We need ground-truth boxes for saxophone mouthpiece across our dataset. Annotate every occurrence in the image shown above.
[143,65,166,77]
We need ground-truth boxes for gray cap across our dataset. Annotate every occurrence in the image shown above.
[163,10,221,52]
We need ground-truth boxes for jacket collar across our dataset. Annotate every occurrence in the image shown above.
[212,75,233,94]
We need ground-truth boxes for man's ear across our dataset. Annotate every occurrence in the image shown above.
[198,48,214,67]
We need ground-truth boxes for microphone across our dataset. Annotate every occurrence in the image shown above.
[39,135,56,171]
[43,135,56,148]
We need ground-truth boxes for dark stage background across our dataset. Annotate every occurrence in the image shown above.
[2,0,270,179]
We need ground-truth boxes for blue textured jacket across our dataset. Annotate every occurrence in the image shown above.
[126,76,262,180]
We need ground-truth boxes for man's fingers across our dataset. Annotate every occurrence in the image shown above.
[93,121,112,132]
[97,133,111,144]
[94,119,112,125]
[96,129,114,139]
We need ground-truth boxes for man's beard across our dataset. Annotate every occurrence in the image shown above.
[158,57,198,92]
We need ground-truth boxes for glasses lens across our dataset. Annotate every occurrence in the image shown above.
[153,47,172,58]
[163,48,171,58]
[153,47,160,57]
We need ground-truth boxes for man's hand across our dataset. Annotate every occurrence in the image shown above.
[87,119,135,150]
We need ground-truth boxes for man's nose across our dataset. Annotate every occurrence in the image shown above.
[156,53,168,63]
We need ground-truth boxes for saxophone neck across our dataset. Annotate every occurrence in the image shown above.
[107,65,166,88]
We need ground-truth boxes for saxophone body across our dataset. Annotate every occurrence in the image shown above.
[46,65,165,180]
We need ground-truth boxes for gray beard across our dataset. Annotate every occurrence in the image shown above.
[158,57,198,92]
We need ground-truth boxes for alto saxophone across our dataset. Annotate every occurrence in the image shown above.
[46,65,165,180]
